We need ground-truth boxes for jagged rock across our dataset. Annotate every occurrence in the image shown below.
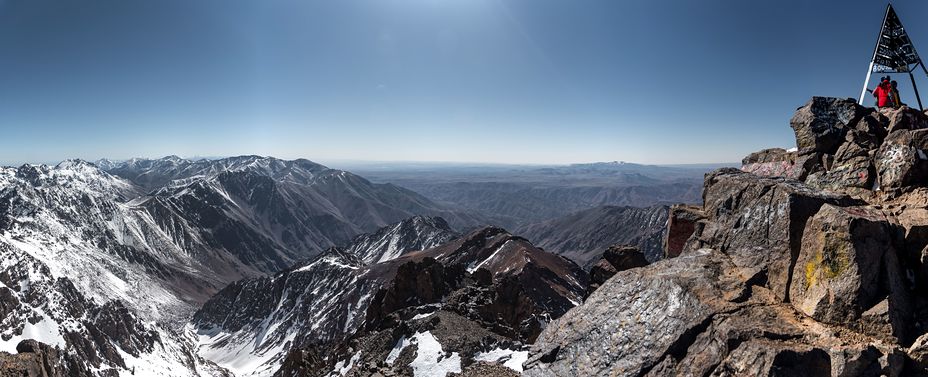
[883,106,928,133]
[691,168,855,301]
[600,245,648,271]
[909,332,928,370]
[319,311,522,377]
[587,245,647,294]
[790,204,911,343]
[523,248,906,377]
[875,129,928,191]
[790,97,870,154]
[0,339,96,377]
[588,259,617,287]
[524,250,736,376]
[711,341,834,376]
[366,257,467,332]
[663,204,705,259]
[741,148,822,180]
[806,128,878,191]
[273,346,327,377]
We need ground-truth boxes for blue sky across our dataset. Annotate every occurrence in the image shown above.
[1,0,926,165]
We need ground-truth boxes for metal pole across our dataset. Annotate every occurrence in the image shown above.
[909,70,924,110]
[860,61,875,105]
[860,4,892,105]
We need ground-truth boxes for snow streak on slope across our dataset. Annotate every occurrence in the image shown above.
[343,216,458,264]
[189,215,458,376]
[0,161,227,375]
[190,249,374,377]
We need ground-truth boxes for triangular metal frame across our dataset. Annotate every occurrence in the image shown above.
[858,4,928,110]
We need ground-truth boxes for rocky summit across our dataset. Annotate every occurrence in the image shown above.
[13,98,928,376]
[523,98,928,376]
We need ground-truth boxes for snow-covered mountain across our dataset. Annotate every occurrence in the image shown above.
[0,156,484,376]
[345,216,458,264]
[190,220,586,376]
[0,161,229,375]
[105,155,484,237]
[187,215,458,376]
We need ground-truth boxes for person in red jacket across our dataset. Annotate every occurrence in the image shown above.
[871,76,893,108]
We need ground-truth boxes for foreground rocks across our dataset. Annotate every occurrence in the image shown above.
[524,97,928,376]
[0,340,96,377]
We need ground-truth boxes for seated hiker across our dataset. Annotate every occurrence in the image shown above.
[891,80,903,108]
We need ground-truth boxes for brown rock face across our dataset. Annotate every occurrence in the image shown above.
[587,259,617,287]
[599,245,648,272]
[0,340,96,377]
[790,204,910,343]
[587,245,648,293]
[663,204,705,259]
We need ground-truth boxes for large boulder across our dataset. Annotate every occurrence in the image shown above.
[790,204,911,344]
[883,106,928,133]
[790,97,871,154]
[875,129,928,191]
[523,250,739,377]
[691,168,855,301]
[741,148,822,181]
[523,249,903,377]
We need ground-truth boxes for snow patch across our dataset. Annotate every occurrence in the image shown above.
[385,331,461,377]
[0,314,66,354]
[474,347,529,372]
[332,351,361,375]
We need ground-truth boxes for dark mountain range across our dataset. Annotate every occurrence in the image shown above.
[349,161,710,227]
[516,205,669,268]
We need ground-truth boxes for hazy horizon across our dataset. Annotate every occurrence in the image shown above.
[0,154,739,169]
[3,0,924,164]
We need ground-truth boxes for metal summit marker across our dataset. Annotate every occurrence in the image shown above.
[859,4,928,110]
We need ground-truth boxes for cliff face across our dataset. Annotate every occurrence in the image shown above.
[524,98,928,376]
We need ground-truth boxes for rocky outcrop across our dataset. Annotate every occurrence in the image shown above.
[875,129,928,190]
[588,245,648,291]
[663,204,705,259]
[741,147,821,181]
[790,97,871,154]
[0,340,97,377]
[690,168,856,301]
[790,204,910,344]
[526,97,928,376]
